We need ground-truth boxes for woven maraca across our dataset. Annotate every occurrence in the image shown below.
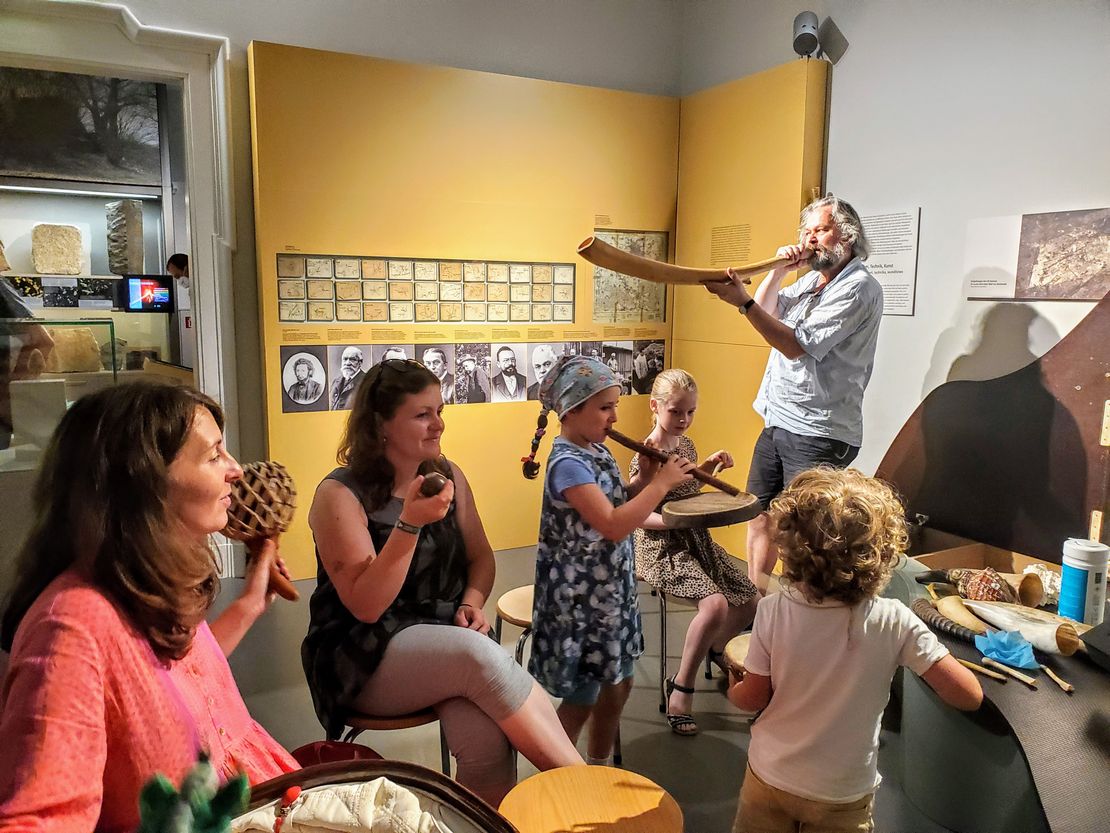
[222,461,299,601]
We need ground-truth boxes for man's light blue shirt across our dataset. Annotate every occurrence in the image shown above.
[753,257,883,447]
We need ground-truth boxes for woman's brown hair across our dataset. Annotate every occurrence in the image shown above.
[337,359,440,511]
[770,467,908,605]
[1,382,225,661]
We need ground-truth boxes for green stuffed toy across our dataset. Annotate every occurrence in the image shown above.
[136,753,250,833]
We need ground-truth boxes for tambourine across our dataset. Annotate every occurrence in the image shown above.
[222,460,299,601]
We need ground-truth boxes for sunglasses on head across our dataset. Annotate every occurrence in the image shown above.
[365,357,427,401]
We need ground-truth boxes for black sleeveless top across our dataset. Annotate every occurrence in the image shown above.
[300,466,469,739]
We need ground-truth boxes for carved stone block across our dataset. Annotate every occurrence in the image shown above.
[106,200,145,275]
[32,224,82,275]
[0,238,11,272]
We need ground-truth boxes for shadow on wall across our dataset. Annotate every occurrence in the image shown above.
[900,284,1087,560]
[922,268,1061,397]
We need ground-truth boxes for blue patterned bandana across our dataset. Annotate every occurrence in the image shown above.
[539,356,619,418]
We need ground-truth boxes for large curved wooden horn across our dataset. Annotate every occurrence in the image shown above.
[577,235,808,285]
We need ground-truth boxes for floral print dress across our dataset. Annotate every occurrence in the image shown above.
[631,435,758,605]
[529,437,644,697]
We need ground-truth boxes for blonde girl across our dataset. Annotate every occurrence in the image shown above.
[629,368,759,736]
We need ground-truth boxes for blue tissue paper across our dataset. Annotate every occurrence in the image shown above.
[974,630,1039,669]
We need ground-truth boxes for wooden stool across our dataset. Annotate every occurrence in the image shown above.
[495,584,622,766]
[499,765,683,833]
[341,708,451,775]
[494,584,534,664]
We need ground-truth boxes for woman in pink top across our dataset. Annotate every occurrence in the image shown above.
[0,383,298,832]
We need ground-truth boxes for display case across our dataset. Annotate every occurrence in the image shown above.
[0,317,118,473]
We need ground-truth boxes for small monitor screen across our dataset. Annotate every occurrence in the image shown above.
[124,275,174,312]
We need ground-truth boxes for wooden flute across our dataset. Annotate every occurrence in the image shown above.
[606,428,740,496]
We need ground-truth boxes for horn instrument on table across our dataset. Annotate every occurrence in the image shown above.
[577,235,811,285]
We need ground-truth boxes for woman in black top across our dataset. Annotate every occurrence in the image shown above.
[302,359,581,805]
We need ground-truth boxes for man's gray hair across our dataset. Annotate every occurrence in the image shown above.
[294,357,313,373]
[800,195,870,260]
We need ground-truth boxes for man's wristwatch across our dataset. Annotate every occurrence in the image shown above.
[394,518,423,535]
[739,298,756,315]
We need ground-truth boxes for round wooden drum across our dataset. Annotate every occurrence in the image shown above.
[661,491,762,529]
[723,633,752,675]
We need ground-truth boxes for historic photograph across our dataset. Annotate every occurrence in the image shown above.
[418,344,456,404]
[279,346,328,413]
[1014,207,1110,300]
[0,66,161,185]
[454,343,491,404]
[489,343,527,403]
[327,344,372,411]
[632,339,666,394]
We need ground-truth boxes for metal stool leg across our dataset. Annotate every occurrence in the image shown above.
[658,590,668,714]
[495,614,503,643]
[439,723,451,775]
[514,626,533,666]
[613,724,622,767]
[705,651,714,679]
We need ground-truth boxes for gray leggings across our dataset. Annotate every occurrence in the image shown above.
[352,624,534,798]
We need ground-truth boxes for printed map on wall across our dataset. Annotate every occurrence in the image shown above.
[591,230,667,323]
[1014,207,1110,301]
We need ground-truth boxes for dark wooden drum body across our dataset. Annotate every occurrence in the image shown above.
[661,491,761,529]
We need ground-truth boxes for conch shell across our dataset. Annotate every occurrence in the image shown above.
[916,567,1043,607]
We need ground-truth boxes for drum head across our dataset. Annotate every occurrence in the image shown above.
[661,491,761,529]
[723,633,751,674]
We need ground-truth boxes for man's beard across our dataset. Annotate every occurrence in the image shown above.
[342,366,359,379]
[811,240,849,271]
[503,364,516,375]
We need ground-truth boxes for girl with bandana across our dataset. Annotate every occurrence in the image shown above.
[521,356,694,765]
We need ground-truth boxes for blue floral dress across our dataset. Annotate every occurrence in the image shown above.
[529,437,644,697]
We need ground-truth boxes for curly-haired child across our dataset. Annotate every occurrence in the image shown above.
[727,467,982,833]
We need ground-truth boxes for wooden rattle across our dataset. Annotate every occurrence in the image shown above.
[222,460,299,601]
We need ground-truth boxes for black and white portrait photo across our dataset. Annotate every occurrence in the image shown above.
[526,342,569,401]
[603,340,633,395]
[420,344,456,404]
[632,339,666,394]
[490,343,527,403]
[327,344,371,411]
[371,344,413,365]
[279,346,328,413]
[454,342,491,404]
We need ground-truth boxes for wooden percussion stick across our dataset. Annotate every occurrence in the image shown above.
[606,429,740,496]
[1040,665,1075,693]
[956,658,1008,683]
[981,657,1038,688]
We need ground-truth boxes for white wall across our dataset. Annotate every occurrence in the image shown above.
[681,0,1109,472]
[111,0,683,460]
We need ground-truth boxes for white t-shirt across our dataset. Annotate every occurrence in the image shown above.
[744,587,948,803]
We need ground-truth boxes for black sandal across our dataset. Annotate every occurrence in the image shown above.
[665,676,699,737]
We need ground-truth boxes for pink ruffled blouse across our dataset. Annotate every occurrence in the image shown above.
[0,571,297,832]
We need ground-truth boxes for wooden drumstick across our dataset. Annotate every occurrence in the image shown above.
[578,235,813,285]
[1040,665,1074,693]
[606,429,739,496]
[981,657,1038,688]
[957,658,1008,683]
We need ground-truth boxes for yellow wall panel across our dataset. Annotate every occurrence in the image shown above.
[670,339,771,556]
[672,59,828,557]
[249,42,679,575]
[673,60,828,349]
